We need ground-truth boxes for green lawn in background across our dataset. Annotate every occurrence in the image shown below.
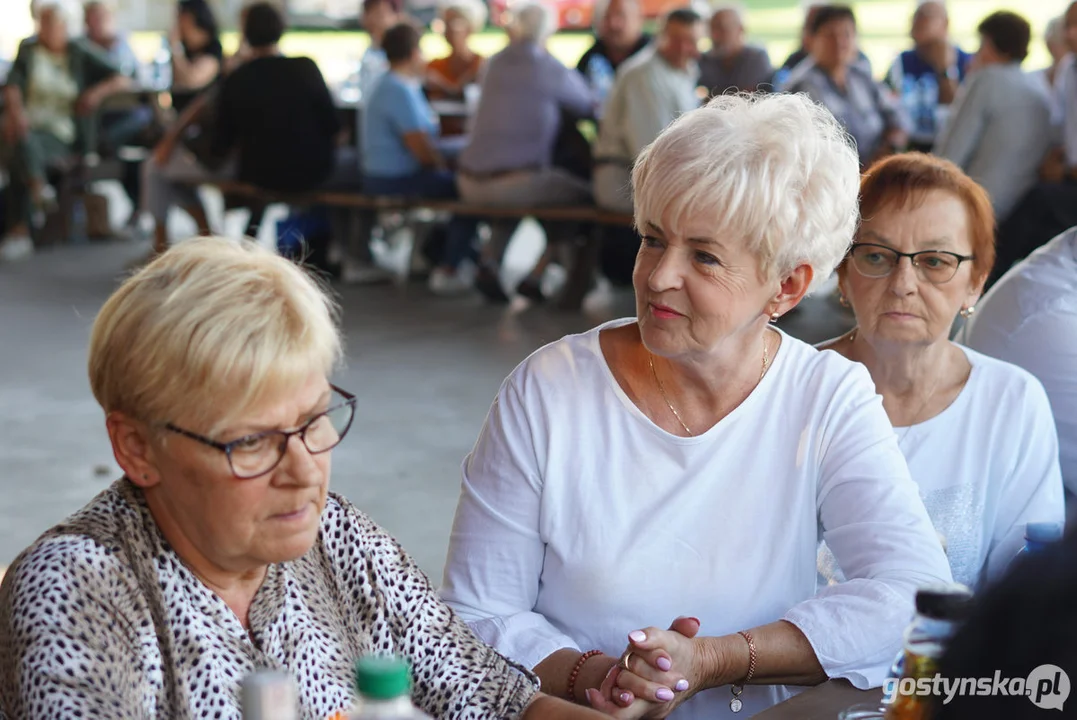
[129,0,1067,86]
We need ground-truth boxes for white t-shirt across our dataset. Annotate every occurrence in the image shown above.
[440,319,952,719]
[963,229,1077,504]
[819,345,1066,590]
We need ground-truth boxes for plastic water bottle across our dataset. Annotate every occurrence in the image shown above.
[347,657,431,719]
[1019,521,1064,557]
[587,56,615,109]
[884,584,974,719]
[771,67,791,91]
[241,670,299,720]
[153,35,172,91]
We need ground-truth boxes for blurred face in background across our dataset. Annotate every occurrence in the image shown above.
[599,0,643,52]
[364,0,399,44]
[442,8,472,54]
[812,16,856,73]
[709,8,745,57]
[84,2,115,45]
[658,17,702,70]
[37,6,69,52]
[801,5,820,51]
[911,1,948,48]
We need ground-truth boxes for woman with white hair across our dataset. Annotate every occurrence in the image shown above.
[1030,15,1074,126]
[0,238,611,720]
[426,0,487,134]
[0,0,129,261]
[456,1,595,303]
[441,93,952,719]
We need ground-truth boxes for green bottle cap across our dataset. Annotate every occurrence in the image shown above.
[354,656,412,700]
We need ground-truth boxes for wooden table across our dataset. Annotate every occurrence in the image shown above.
[754,680,885,719]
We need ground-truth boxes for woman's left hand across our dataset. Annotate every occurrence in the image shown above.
[606,617,705,718]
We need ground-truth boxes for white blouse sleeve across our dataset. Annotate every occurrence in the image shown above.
[982,377,1066,584]
[783,366,953,689]
[440,379,579,670]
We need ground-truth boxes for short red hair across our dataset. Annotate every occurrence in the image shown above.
[846,153,996,286]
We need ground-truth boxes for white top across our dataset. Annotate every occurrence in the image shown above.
[593,46,699,163]
[933,63,1052,221]
[963,229,1077,503]
[1029,55,1074,133]
[819,345,1065,591]
[440,319,952,719]
[1061,59,1077,168]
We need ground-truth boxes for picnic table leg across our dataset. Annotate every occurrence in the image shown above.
[557,223,602,311]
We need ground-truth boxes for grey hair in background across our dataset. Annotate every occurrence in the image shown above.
[590,0,640,32]
[438,0,488,30]
[509,2,556,42]
[36,0,82,30]
[631,92,861,293]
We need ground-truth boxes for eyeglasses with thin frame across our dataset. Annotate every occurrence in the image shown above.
[848,242,975,285]
[165,385,357,480]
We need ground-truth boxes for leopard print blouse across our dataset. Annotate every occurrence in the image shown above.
[0,479,538,719]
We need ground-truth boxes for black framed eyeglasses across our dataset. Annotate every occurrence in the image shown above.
[165,385,357,480]
[848,242,975,285]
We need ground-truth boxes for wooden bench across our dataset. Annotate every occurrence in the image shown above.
[201,180,636,309]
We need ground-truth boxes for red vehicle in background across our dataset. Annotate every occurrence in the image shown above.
[487,0,687,32]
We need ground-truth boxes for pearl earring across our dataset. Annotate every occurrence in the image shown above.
[960,305,976,318]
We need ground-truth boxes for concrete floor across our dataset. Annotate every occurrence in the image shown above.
[0,230,853,583]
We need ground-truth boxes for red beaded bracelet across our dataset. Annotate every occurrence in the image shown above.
[567,649,603,702]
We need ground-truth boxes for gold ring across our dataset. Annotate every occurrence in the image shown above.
[619,650,634,673]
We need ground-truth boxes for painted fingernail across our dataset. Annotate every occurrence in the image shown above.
[619,692,632,704]
[629,630,647,643]
[675,679,690,692]
[656,657,672,671]
[656,687,675,702]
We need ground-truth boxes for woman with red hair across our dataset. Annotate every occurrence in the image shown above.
[820,153,1065,590]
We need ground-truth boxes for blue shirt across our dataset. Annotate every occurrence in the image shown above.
[887,47,973,145]
[361,70,439,178]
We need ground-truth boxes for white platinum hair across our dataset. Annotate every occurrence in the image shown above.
[37,0,81,29]
[439,0,488,31]
[510,2,556,43]
[631,92,861,293]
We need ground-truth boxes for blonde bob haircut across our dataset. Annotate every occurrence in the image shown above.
[632,92,861,293]
[89,237,343,435]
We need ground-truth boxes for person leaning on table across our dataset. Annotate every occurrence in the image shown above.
[440,92,953,720]
[0,238,609,720]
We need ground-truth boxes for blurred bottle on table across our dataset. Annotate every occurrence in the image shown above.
[885,584,974,720]
[347,656,431,719]
[241,669,299,720]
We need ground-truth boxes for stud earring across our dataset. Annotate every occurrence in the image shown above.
[769,312,781,323]
[838,293,850,308]
[959,305,976,318]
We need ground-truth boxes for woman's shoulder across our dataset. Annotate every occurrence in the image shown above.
[503,318,632,396]
[959,344,1052,410]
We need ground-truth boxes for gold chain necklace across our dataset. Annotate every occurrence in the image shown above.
[649,331,772,437]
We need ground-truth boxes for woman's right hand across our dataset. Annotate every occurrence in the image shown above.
[585,669,658,720]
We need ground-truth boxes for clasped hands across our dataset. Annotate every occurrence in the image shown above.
[584,616,706,719]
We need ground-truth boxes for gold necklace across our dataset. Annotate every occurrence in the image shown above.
[847,327,943,441]
[649,331,772,437]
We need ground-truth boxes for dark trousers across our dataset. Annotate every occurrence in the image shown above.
[2,129,71,233]
[992,181,1077,287]
[363,170,479,269]
[100,107,155,208]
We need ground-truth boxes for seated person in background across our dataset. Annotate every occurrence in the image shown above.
[442,93,953,720]
[363,22,479,295]
[576,0,649,108]
[145,3,339,255]
[0,0,128,262]
[934,11,1050,225]
[778,1,870,81]
[0,237,609,720]
[83,0,139,77]
[937,526,1077,720]
[698,2,773,96]
[963,228,1077,515]
[991,0,1077,285]
[885,0,972,152]
[457,3,593,303]
[785,5,907,167]
[1030,16,1074,128]
[358,0,401,102]
[169,0,222,114]
[593,7,702,214]
[820,153,1065,590]
[426,0,486,137]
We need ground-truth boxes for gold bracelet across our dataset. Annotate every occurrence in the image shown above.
[729,630,757,713]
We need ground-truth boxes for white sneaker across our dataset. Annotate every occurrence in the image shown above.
[428,268,472,295]
[341,259,393,285]
[0,235,34,262]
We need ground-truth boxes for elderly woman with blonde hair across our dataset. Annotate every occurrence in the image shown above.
[0,238,610,720]
[441,92,952,719]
